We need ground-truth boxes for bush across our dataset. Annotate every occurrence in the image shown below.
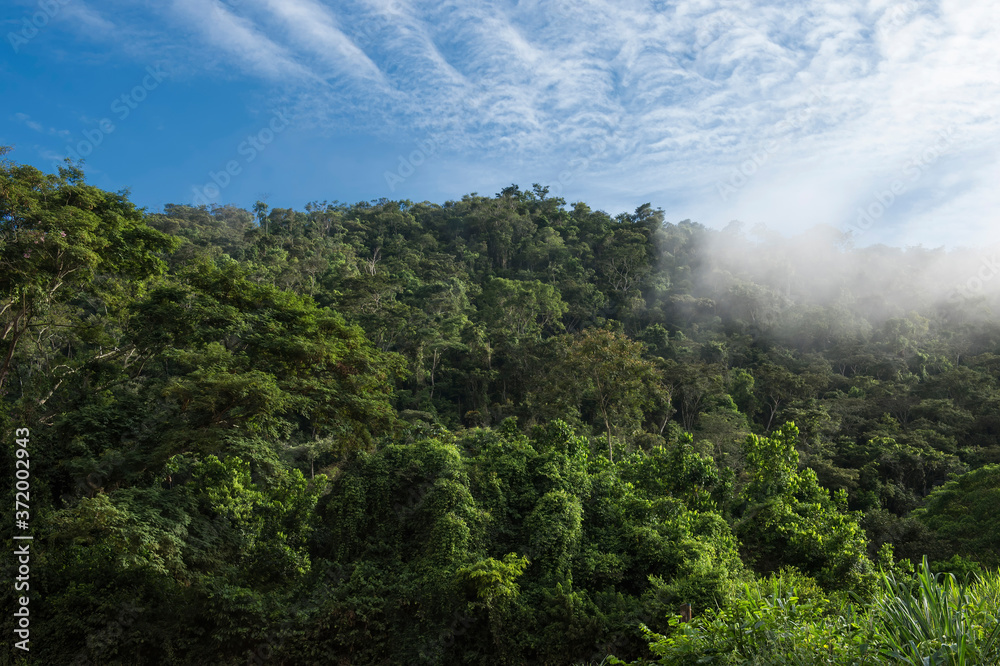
[633,558,1000,665]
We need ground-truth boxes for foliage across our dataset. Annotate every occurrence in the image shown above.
[4,152,1000,663]
[638,558,1000,666]
[911,464,1000,567]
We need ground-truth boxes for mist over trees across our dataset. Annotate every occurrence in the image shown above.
[3,156,1000,664]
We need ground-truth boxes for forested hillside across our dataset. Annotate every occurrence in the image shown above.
[3,154,1000,664]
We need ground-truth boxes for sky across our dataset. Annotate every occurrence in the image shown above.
[2,0,998,248]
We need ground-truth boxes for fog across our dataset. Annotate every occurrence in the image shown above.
[686,221,1000,337]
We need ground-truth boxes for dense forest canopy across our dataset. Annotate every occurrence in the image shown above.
[3,153,1000,664]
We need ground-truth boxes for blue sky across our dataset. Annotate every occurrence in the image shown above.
[2,0,998,247]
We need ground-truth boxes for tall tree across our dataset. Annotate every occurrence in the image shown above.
[0,152,176,393]
[545,328,665,461]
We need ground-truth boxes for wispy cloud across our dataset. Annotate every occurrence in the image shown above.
[256,0,388,86]
[13,112,71,139]
[46,0,1000,244]
[14,112,44,133]
[62,2,117,33]
[167,0,318,81]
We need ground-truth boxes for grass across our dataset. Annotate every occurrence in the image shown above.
[874,557,1000,665]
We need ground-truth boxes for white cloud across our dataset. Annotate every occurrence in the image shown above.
[168,0,319,81]
[62,2,117,34]
[255,0,388,87]
[14,113,45,133]
[12,113,72,139]
[53,0,1000,245]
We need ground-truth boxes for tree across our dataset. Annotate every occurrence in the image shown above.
[911,464,1000,567]
[476,277,567,347]
[133,257,405,461]
[736,423,874,589]
[547,328,665,462]
[0,152,176,393]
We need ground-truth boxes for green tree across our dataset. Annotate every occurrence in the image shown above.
[543,328,665,461]
[0,152,176,393]
[737,423,874,590]
[911,464,1000,567]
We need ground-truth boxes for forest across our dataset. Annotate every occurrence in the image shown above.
[2,150,1000,664]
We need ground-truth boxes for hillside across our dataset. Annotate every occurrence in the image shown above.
[3,156,1000,664]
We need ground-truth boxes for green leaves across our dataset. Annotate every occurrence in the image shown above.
[477,277,567,346]
[0,156,176,393]
[639,560,1000,665]
[537,328,666,460]
[10,154,1000,664]
[912,464,1000,567]
[458,553,529,608]
[524,489,583,578]
[874,557,1000,665]
[737,424,875,590]
[742,422,801,503]
[135,257,404,460]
